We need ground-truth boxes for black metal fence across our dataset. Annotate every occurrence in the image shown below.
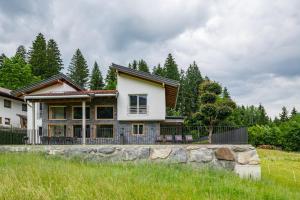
[30,126,248,145]
[0,127,27,145]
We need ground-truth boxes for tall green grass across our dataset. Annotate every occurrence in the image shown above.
[0,149,299,200]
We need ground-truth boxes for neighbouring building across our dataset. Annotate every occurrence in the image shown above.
[11,64,183,144]
[0,87,27,128]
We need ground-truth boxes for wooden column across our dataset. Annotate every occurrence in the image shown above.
[82,101,86,145]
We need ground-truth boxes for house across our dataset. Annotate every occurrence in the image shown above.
[12,63,182,144]
[0,87,27,128]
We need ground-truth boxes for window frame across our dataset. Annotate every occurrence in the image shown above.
[22,103,27,112]
[72,124,91,138]
[128,94,147,114]
[95,105,114,120]
[0,117,2,124]
[4,99,11,108]
[72,106,91,120]
[48,106,67,120]
[132,123,144,135]
[4,118,10,125]
[96,124,114,138]
[48,124,66,137]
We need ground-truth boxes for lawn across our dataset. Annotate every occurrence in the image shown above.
[0,149,299,200]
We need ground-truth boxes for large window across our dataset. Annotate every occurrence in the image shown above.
[96,125,114,138]
[48,125,66,137]
[49,106,66,120]
[132,124,144,135]
[22,104,27,112]
[4,99,11,108]
[73,106,90,120]
[129,95,147,114]
[73,125,91,138]
[96,106,113,119]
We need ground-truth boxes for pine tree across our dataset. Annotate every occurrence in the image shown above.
[138,59,149,73]
[15,45,27,61]
[223,87,230,99]
[183,61,203,115]
[28,33,47,78]
[164,53,180,81]
[68,49,89,88]
[258,103,269,125]
[105,67,117,90]
[279,106,289,122]
[129,60,138,70]
[291,107,298,118]
[46,39,63,77]
[89,61,104,90]
[0,53,6,67]
[152,63,165,76]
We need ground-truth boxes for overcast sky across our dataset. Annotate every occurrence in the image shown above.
[1,0,300,117]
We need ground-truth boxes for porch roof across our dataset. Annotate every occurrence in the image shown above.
[24,90,118,100]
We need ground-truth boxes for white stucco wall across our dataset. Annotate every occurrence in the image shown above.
[117,73,166,121]
[0,96,27,128]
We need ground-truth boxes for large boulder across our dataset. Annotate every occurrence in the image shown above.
[189,148,213,163]
[150,148,172,159]
[237,150,260,165]
[168,148,187,163]
[215,147,235,161]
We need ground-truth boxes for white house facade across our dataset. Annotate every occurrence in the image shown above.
[11,64,182,144]
[0,87,27,128]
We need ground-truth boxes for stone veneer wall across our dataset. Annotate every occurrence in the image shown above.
[0,145,261,179]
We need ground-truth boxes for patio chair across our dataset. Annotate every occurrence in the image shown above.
[165,135,173,143]
[185,135,193,143]
[156,135,164,143]
[175,135,183,143]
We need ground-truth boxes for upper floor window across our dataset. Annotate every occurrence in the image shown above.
[39,103,43,118]
[22,104,27,112]
[4,99,11,108]
[96,106,113,119]
[49,106,66,120]
[73,106,90,120]
[129,94,147,114]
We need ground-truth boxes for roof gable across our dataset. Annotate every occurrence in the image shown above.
[12,73,83,97]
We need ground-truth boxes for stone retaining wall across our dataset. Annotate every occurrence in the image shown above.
[0,145,261,179]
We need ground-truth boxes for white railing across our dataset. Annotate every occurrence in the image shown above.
[128,105,148,114]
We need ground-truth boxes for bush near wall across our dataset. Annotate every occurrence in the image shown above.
[248,116,300,151]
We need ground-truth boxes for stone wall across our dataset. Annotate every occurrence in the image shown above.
[0,145,261,179]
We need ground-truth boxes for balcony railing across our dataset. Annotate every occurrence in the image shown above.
[128,105,148,114]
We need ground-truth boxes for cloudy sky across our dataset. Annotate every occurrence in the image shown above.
[1,0,300,117]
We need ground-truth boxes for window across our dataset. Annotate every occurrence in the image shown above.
[38,127,43,136]
[22,104,27,112]
[4,118,10,125]
[48,125,66,137]
[96,125,113,138]
[73,106,90,120]
[0,117,2,124]
[73,125,91,138]
[49,106,66,120]
[132,124,144,135]
[39,103,43,118]
[129,95,147,114]
[96,106,113,119]
[4,99,11,108]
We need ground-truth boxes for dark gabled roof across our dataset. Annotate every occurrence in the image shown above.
[111,63,180,108]
[111,63,180,87]
[11,73,84,97]
[26,90,118,97]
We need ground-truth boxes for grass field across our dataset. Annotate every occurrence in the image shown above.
[0,149,299,200]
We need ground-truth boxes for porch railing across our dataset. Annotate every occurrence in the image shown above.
[15,126,248,145]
